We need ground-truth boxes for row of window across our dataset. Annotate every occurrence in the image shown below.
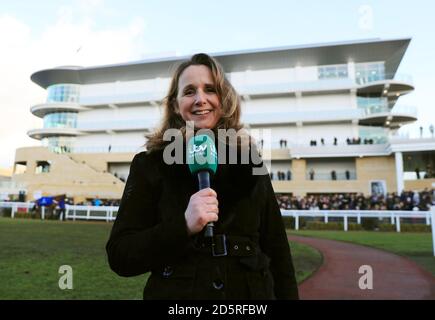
[43,112,77,129]
[47,84,80,103]
[318,62,385,82]
[42,137,75,154]
[44,63,387,104]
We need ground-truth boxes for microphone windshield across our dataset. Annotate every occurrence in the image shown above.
[187,134,218,175]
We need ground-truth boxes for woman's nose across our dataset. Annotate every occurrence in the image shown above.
[194,91,206,105]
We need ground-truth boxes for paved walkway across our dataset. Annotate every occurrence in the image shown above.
[289,235,435,300]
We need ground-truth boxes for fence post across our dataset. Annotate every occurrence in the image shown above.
[344,214,348,232]
[431,206,435,257]
[357,212,361,224]
[391,212,395,225]
[11,204,16,219]
[41,206,45,220]
[324,212,328,224]
[87,207,90,220]
[396,215,401,232]
[426,212,430,226]
[107,207,112,223]
[295,214,299,231]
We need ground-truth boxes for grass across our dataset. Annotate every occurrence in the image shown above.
[289,241,322,283]
[288,229,435,276]
[0,218,321,299]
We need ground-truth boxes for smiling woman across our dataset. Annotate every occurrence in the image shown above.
[106,53,300,300]
[144,53,243,151]
[176,64,222,130]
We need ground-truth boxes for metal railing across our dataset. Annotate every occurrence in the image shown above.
[2,202,434,255]
[281,208,434,233]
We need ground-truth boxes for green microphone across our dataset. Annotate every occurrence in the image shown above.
[187,134,218,238]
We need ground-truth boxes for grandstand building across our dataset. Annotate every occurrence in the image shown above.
[13,38,435,202]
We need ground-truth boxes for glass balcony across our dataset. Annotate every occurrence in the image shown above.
[355,73,413,86]
[77,118,158,131]
[43,112,77,129]
[47,84,80,103]
[360,104,417,117]
[305,171,357,181]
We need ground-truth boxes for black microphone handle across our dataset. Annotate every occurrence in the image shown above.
[197,171,214,238]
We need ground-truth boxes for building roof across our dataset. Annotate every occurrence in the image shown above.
[31,37,411,88]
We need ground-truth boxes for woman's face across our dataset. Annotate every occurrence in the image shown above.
[176,65,222,129]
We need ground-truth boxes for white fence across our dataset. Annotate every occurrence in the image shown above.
[281,209,434,232]
[1,202,434,256]
[0,202,119,221]
[64,205,118,222]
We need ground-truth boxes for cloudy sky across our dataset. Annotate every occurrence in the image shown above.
[0,0,434,168]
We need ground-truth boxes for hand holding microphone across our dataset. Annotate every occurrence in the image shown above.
[186,134,218,237]
[184,188,219,236]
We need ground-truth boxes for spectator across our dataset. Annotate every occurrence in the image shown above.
[415,168,420,179]
[321,138,325,145]
[420,126,423,138]
[287,170,291,181]
[345,170,350,180]
[93,197,102,206]
[309,168,315,180]
[331,170,337,180]
[430,124,434,138]
[333,137,337,145]
[275,189,434,211]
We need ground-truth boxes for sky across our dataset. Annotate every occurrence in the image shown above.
[0,0,434,168]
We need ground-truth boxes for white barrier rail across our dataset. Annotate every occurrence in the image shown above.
[65,205,118,222]
[281,209,433,232]
[1,202,434,255]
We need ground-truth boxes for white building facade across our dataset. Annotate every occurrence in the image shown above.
[13,38,435,201]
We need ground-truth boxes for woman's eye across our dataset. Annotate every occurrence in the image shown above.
[184,89,194,95]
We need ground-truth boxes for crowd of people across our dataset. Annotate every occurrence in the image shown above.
[276,189,434,211]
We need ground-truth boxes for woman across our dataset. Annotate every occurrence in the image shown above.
[106,53,299,300]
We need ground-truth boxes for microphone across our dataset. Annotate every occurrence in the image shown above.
[187,134,218,238]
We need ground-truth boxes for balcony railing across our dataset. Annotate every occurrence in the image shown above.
[355,73,413,85]
[360,104,417,117]
[305,171,357,181]
[77,118,158,131]
[71,145,145,154]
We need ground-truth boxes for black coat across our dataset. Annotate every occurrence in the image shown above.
[106,144,299,300]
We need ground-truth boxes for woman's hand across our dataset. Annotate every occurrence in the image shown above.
[184,188,219,236]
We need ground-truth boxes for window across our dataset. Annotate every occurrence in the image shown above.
[47,84,80,103]
[355,62,385,85]
[14,162,27,174]
[43,112,77,129]
[35,161,51,174]
[318,64,348,80]
[42,137,75,154]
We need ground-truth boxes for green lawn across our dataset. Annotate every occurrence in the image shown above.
[0,218,321,299]
[288,230,435,276]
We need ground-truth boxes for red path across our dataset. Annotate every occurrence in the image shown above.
[289,235,435,300]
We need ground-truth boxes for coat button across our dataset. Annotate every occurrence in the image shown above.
[212,279,224,290]
[162,266,173,278]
